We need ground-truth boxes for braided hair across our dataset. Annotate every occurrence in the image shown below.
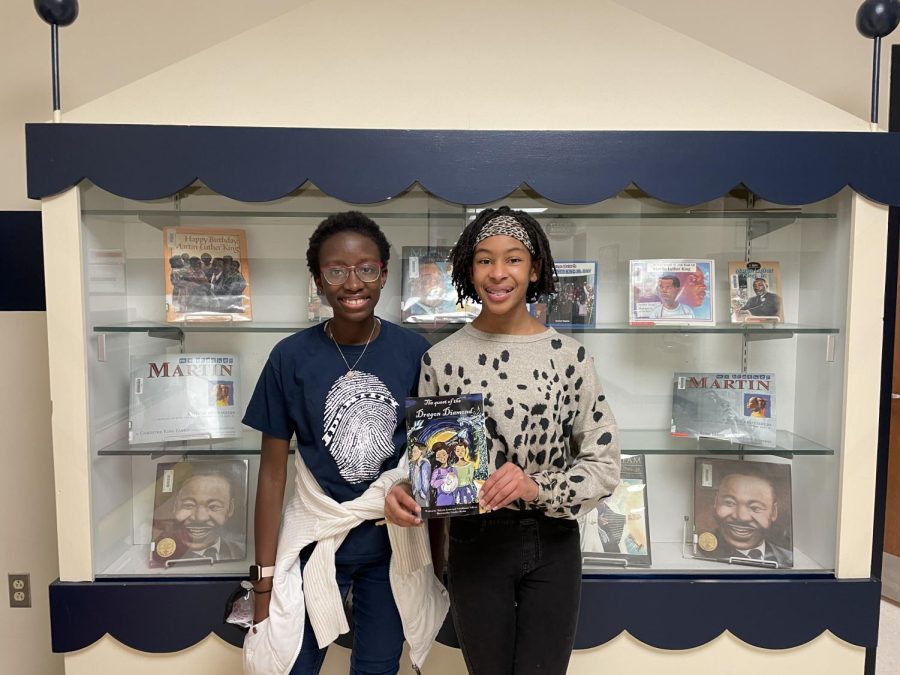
[449,206,557,305]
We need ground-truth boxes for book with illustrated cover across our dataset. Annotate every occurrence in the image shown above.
[129,354,241,445]
[150,460,249,568]
[729,261,784,323]
[405,393,490,518]
[579,454,651,567]
[400,246,480,323]
[630,259,715,325]
[307,275,333,322]
[164,227,252,322]
[671,372,775,448]
[693,457,793,568]
[532,260,598,327]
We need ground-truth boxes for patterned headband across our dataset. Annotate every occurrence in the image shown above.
[474,214,535,255]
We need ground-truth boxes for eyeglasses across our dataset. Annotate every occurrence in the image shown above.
[320,262,383,285]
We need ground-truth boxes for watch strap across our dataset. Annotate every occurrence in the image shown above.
[250,564,275,581]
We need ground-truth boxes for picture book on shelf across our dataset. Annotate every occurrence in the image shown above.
[671,372,776,448]
[400,246,480,323]
[164,227,252,322]
[693,457,793,568]
[532,260,597,327]
[578,454,651,567]
[150,459,249,568]
[129,353,241,445]
[729,261,784,323]
[405,393,490,518]
[630,259,715,325]
[307,275,333,323]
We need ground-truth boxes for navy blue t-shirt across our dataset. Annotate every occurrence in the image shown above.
[243,319,429,562]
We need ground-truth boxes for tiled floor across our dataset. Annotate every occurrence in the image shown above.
[877,599,900,674]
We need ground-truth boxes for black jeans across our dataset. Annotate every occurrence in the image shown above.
[447,510,582,675]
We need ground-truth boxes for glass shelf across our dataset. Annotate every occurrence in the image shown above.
[98,429,832,457]
[93,321,840,336]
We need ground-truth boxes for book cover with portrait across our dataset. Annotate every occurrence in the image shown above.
[630,259,715,325]
[129,353,241,444]
[579,454,651,568]
[531,260,598,328]
[405,393,490,518]
[150,459,249,568]
[400,246,481,323]
[693,457,793,568]
[164,227,252,323]
[729,260,784,323]
[671,372,776,448]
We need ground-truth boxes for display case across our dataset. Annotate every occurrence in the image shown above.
[30,125,896,671]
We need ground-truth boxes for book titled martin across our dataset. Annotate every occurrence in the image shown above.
[729,261,784,323]
[405,393,490,518]
[129,354,241,444]
[400,246,480,323]
[630,259,714,326]
[671,372,775,448]
[164,227,252,323]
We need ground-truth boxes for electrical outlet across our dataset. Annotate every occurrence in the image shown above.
[8,573,31,608]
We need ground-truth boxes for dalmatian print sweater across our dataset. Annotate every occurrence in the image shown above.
[419,324,620,518]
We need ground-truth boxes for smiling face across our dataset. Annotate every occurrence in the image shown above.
[471,235,538,319]
[713,473,778,550]
[174,474,235,551]
[315,232,387,326]
[753,278,767,296]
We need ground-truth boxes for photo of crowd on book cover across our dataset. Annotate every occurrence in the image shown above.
[579,454,651,567]
[164,227,252,322]
[671,372,775,448]
[729,261,784,323]
[129,354,241,445]
[400,246,481,323]
[693,457,793,568]
[405,393,490,518]
[531,260,597,327]
[307,275,334,323]
[150,460,249,568]
[630,259,714,325]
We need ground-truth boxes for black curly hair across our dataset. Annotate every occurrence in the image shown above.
[448,206,556,304]
[306,211,391,278]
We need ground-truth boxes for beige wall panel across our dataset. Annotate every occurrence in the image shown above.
[836,194,889,577]
[0,312,63,675]
[63,630,864,675]
[41,187,93,581]
[66,0,868,131]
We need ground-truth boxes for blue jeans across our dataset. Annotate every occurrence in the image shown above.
[289,556,404,675]
[448,510,582,675]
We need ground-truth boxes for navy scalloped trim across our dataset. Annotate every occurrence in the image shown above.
[25,124,900,206]
[49,576,880,653]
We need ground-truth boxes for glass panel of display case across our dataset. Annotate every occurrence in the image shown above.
[80,181,848,577]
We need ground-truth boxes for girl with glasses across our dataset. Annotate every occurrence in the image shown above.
[385,206,620,675]
[243,211,433,675]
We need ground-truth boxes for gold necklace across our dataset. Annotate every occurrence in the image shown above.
[327,318,380,379]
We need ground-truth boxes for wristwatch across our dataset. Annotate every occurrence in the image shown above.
[249,564,275,582]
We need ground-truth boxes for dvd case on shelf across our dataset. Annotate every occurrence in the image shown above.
[630,259,714,325]
[534,260,597,327]
[129,354,242,444]
[164,227,252,322]
[150,459,249,568]
[400,246,480,323]
[693,457,793,568]
[405,393,490,518]
[671,372,776,447]
[729,261,784,323]
[579,454,651,567]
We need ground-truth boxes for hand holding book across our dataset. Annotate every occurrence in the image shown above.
[384,482,423,527]
[479,463,539,511]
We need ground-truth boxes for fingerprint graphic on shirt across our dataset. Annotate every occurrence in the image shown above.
[323,371,399,484]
